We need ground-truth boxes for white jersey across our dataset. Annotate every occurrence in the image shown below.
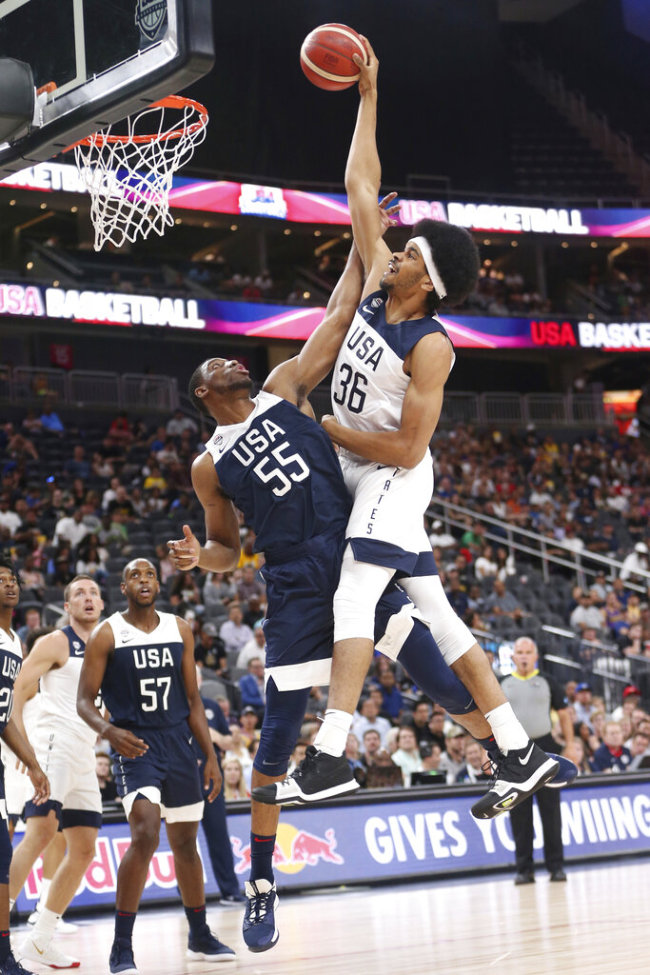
[37,624,97,747]
[332,290,454,465]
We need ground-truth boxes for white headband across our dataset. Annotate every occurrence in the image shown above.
[407,236,447,300]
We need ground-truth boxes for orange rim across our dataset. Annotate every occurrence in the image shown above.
[64,95,208,151]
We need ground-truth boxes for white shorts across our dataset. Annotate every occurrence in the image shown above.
[2,747,31,817]
[31,725,102,816]
[340,451,433,572]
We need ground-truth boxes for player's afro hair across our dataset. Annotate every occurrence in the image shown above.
[188,363,211,417]
[412,218,480,313]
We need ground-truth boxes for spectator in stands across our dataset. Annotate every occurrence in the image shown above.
[372,664,404,722]
[474,543,498,582]
[39,400,64,435]
[602,591,629,638]
[236,564,265,605]
[238,659,265,714]
[428,519,456,550]
[194,622,227,671]
[427,709,448,752]
[455,741,491,784]
[105,411,133,448]
[53,506,89,551]
[107,485,138,522]
[96,752,118,803]
[219,603,253,658]
[485,578,526,625]
[445,570,469,619]
[610,684,643,723]
[590,721,632,772]
[238,707,261,747]
[628,731,650,770]
[344,733,365,784]
[391,726,424,786]
[352,696,392,749]
[222,758,249,801]
[166,409,198,438]
[495,546,516,580]
[16,607,41,648]
[203,572,236,620]
[359,728,382,782]
[75,540,108,584]
[0,494,21,536]
[225,724,253,770]
[64,445,90,480]
[236,622,266,670]
[19,555,45,599]
[569,591,604,634]
[619,541,650,583]
[438,726,467,784]
[573,683,597,728]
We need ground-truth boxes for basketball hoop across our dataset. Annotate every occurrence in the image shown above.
[67,95,208,251]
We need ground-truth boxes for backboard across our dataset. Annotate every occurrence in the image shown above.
[0,0,213,176]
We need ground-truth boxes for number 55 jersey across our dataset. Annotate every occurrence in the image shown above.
[204,391,352,690]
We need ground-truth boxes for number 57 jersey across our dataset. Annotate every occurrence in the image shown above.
[205,391,352,562]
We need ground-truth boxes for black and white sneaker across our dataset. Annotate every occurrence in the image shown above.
[252,746,359,806]
[471,742,559,820]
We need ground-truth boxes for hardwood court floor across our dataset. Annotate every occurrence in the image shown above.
[18,860,647,975]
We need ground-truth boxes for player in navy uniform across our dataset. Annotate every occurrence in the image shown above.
[0,559,49,975]
[76,559,235,974]
[10,575,104,969]
[258,38,558,819]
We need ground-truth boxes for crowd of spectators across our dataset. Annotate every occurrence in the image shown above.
[2,402,650,797]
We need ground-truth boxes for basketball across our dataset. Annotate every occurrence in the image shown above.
[300,23,368,92]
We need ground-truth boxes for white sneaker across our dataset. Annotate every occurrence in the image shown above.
[27,912,78,935]
[19,935,80,969]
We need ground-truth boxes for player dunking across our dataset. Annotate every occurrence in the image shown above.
[76,559,235,974]
[10,576,105,970]
[0,559,49,975]
[254,38,558,818]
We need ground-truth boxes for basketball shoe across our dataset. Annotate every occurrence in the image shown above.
[242,880,279,952]
[108,940,137,975]
[19,936,79,970]
[0,952,36,975]
[544,753,578,788]
[252,746,359,805]
[186,930,235,963]
[471,742,559,819]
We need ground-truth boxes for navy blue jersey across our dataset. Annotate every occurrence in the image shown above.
[205,391,351,562]
[0,628,22,734]
[102,611,189,730]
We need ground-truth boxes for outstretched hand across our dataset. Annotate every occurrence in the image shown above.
[354,36,379,96]
[378,192,399,234]
[167,524,201,571]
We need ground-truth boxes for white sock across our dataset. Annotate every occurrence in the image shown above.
[37,878,52,914]
[32,907,60,948]
[9,898,14,912]
[314,709,353,757]
[485,702,529,753]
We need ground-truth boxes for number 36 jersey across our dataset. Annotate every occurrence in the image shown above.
[102,612,189,730]
[332,290,454,463]
[205,391,351,562]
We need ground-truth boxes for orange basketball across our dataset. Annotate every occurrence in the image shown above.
[300,23,368,92]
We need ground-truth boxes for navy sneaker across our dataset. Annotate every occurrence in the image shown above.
[242,879,279,952]
[471,742,559,819]
[545,753,578,789]
[0,953,36,975]
[252,746,359,806]
[186,930,235,963]
[108,940,137,975]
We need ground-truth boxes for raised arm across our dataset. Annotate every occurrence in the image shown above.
[265,194,398,407]
[167,452,241,574]
[321,332,453,468]
[345,38,392,297]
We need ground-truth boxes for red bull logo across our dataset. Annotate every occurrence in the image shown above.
[231,822,344,875]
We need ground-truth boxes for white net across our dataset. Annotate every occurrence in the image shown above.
[72,96,208,251]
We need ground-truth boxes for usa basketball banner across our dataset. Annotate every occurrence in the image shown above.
[13,776,650,912]
[4,163,650,237]
[3,281,650,351]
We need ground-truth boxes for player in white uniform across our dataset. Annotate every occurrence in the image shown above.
[9,576,105,969]
[258,38,558,819]
[0,560,49,975]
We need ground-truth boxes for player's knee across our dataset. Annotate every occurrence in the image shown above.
[129,819,160,855]
[333,552,391,643]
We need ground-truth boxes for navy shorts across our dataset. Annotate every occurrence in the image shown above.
[112,722,203,821]
[262,531,346,689]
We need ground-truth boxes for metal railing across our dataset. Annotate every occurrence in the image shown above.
[440,391,610,429]
[428,497,650,592]
[0,366,179,412]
